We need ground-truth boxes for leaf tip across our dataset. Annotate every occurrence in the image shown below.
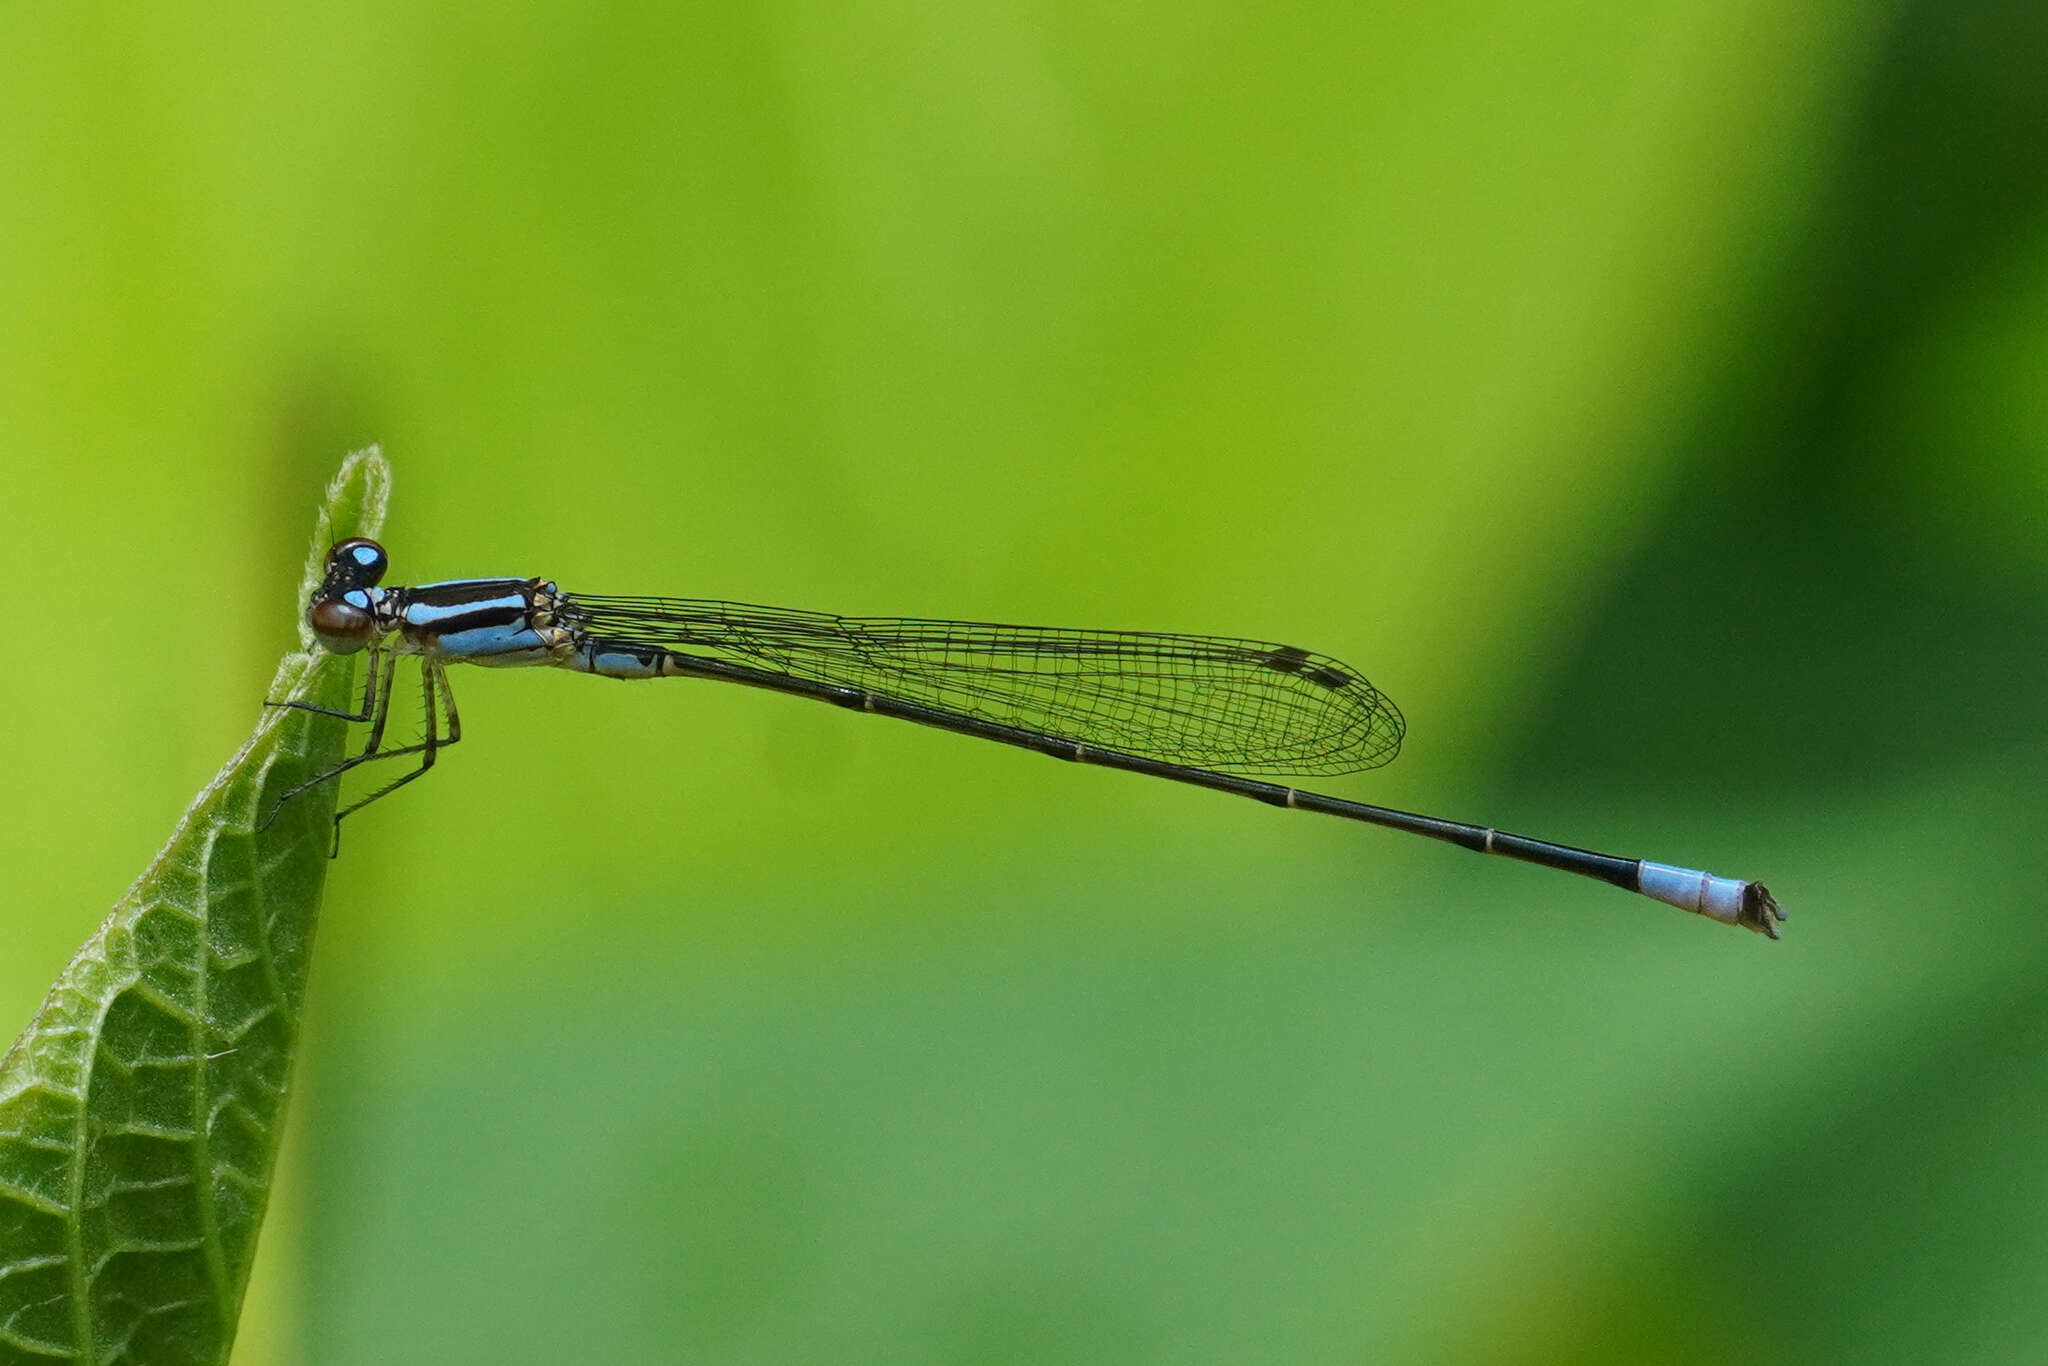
[295,446,395,649]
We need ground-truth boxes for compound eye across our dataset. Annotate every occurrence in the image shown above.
[328,537,389,587]
[309,598,376,654]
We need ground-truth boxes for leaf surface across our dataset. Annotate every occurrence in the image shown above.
[0,449,389,1365]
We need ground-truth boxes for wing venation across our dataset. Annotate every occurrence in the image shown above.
[561,594,1404,776]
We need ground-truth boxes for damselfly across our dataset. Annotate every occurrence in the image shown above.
[266,538,1784,937]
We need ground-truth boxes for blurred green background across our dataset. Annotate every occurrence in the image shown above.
[4,0,2045,1361]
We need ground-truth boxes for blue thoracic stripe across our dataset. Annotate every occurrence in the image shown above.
[402,587,531,631]
[411,577,529,593]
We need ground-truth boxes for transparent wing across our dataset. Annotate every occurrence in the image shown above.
[560,594,1404,776]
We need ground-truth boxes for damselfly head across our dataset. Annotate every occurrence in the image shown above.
[309,538,390,653]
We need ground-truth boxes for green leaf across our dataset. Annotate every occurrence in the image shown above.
[0,448,390,1365]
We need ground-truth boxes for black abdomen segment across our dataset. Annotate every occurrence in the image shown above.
[640,649,1735,920]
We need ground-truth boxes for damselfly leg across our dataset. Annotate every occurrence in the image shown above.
[260,648,463,851]
[329,658,461,826]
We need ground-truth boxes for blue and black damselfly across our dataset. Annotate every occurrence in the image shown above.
[266,538,1784,937]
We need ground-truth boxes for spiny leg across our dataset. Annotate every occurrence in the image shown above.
[260,650,462,838]
[314,658,464,853]
[358,643,399,758]
[264,643,388,724]
[284,651,444,802]
[259,647,400,831]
